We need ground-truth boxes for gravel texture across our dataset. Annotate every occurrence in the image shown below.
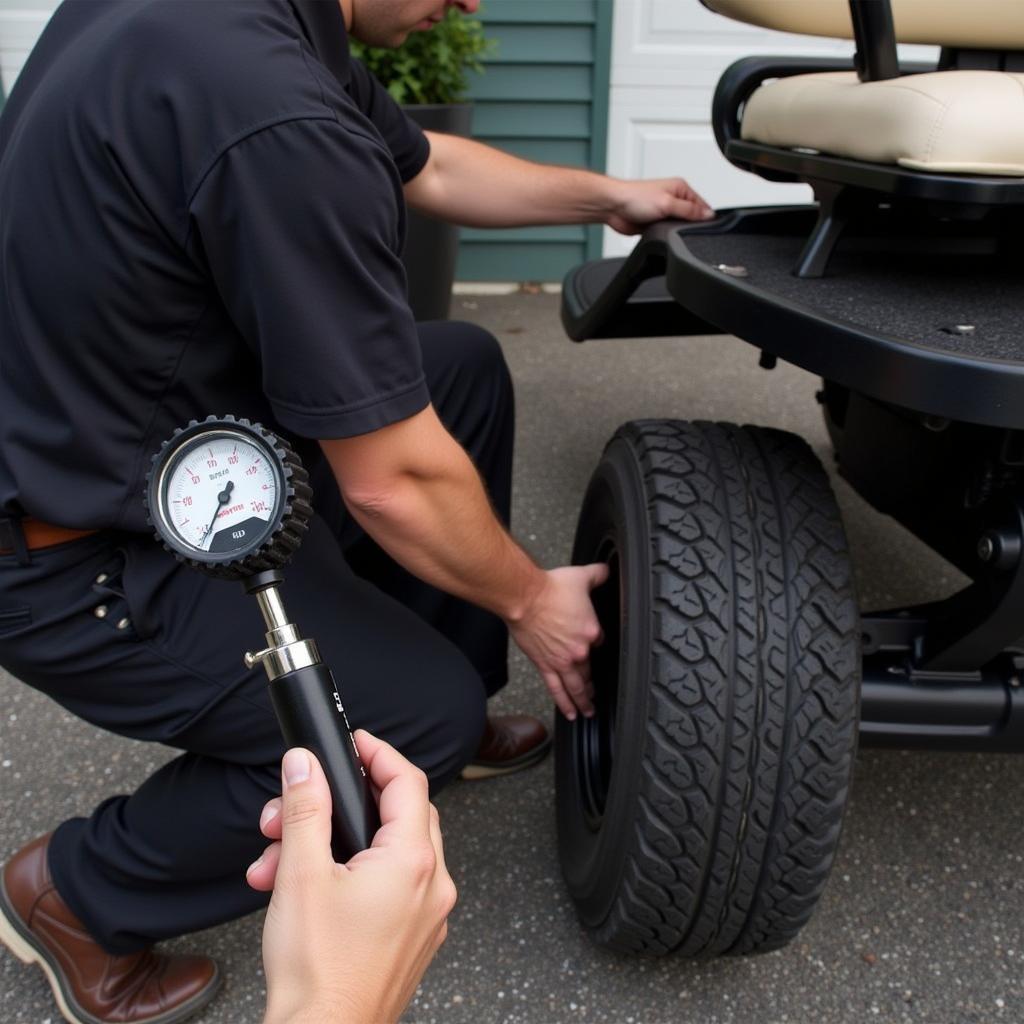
[2,292,1021,1024]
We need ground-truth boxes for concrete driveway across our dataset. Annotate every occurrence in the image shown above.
[2,292,1022,1023]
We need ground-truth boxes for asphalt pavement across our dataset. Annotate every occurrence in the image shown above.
[2,292,1022,1024]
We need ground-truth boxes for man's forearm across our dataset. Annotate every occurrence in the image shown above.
[405,131,620,228]
[321,407,607,720]
[348,467,542,621]
[320,417,543,622]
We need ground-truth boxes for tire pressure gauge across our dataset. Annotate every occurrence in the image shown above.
[145,415,378,862]
[145,416,312,581]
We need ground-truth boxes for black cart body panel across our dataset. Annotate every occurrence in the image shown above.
[566,207,1024,431]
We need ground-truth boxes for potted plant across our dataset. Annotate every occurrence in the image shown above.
[351,11,494,320]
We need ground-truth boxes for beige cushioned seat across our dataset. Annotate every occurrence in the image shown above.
[707,0,1024,52]
[741,70,1024,177]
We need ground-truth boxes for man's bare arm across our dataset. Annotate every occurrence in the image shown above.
[404,131,714,235]
[320,406,606,719]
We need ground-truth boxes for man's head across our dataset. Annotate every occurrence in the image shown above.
[339,0,481,48]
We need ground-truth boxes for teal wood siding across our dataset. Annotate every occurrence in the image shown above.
[456,0,613,281]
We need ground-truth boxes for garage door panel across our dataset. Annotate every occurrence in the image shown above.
[0,5,56,97]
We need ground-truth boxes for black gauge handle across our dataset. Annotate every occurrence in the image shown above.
[267,662,379,860]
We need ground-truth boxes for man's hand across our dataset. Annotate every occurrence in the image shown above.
[249,736,456,1024]
[605,177,715,235]
[508,564,609,721]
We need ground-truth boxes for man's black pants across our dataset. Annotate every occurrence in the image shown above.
[0,321,512,953]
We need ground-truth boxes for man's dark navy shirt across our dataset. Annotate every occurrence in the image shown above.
[0,0,431,532]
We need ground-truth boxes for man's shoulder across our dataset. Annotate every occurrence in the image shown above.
[63,0,357,196]
[35,2,336,139]
[119,1,335,126]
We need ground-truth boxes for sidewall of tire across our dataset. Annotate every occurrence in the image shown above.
[556,435,653,928]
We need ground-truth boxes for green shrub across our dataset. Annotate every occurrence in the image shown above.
[350,10,495,105]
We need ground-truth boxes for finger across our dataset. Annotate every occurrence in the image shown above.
[561,666,595,718]
[670,177,704,202]
[427,803,449,878]
[586,562,610,590]
[671,179,714,216]
[351,732,387,805]
[245,840,282,892]
[666,196,715,222]
[259,797,282,840]
[354,729,432,848]
[543,669,578,721]
[576,658,595,706]
[577,656,592,687]
[572,629,599,662]
[276,748,335,880]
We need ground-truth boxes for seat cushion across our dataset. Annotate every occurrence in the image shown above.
[740,71,1024,177]
[705,0,1024,51]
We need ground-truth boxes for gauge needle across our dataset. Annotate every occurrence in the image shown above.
[201,480,234,549]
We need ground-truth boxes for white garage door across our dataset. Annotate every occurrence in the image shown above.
[603,0,937,257]
[0,1,56,97]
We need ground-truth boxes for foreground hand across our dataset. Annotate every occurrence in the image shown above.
[509,564,608,721]
[607,177,715,234]
[249,735,456,1024]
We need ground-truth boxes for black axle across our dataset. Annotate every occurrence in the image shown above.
[860,664,1024,751]
[859,603,1024,751]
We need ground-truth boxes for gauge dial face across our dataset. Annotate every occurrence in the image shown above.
[158,430,281,558]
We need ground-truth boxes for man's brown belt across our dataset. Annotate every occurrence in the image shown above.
[0,518,98,554]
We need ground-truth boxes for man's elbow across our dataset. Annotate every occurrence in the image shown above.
[340,481,402,520]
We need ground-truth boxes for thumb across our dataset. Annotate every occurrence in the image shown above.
[585,562,610,589]
[276,748,334,879]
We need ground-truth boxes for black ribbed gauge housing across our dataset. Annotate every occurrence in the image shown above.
[145,415,313,581]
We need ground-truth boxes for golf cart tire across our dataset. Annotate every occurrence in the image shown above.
[556,420,860,956]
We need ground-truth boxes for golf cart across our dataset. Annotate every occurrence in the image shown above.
[555,0,1024,957]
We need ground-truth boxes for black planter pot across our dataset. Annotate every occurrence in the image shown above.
[402,103,474,321]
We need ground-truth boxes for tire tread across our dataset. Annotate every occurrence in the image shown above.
[590,420,859,956]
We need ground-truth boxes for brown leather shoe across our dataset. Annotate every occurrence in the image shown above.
[0,834,221,1024]
[460,714,552,780]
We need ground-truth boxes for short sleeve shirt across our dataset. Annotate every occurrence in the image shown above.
[0,0,431,532]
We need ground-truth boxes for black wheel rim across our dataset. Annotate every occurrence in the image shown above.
[577,542,621,831]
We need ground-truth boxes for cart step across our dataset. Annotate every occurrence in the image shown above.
[561,221,719,342]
